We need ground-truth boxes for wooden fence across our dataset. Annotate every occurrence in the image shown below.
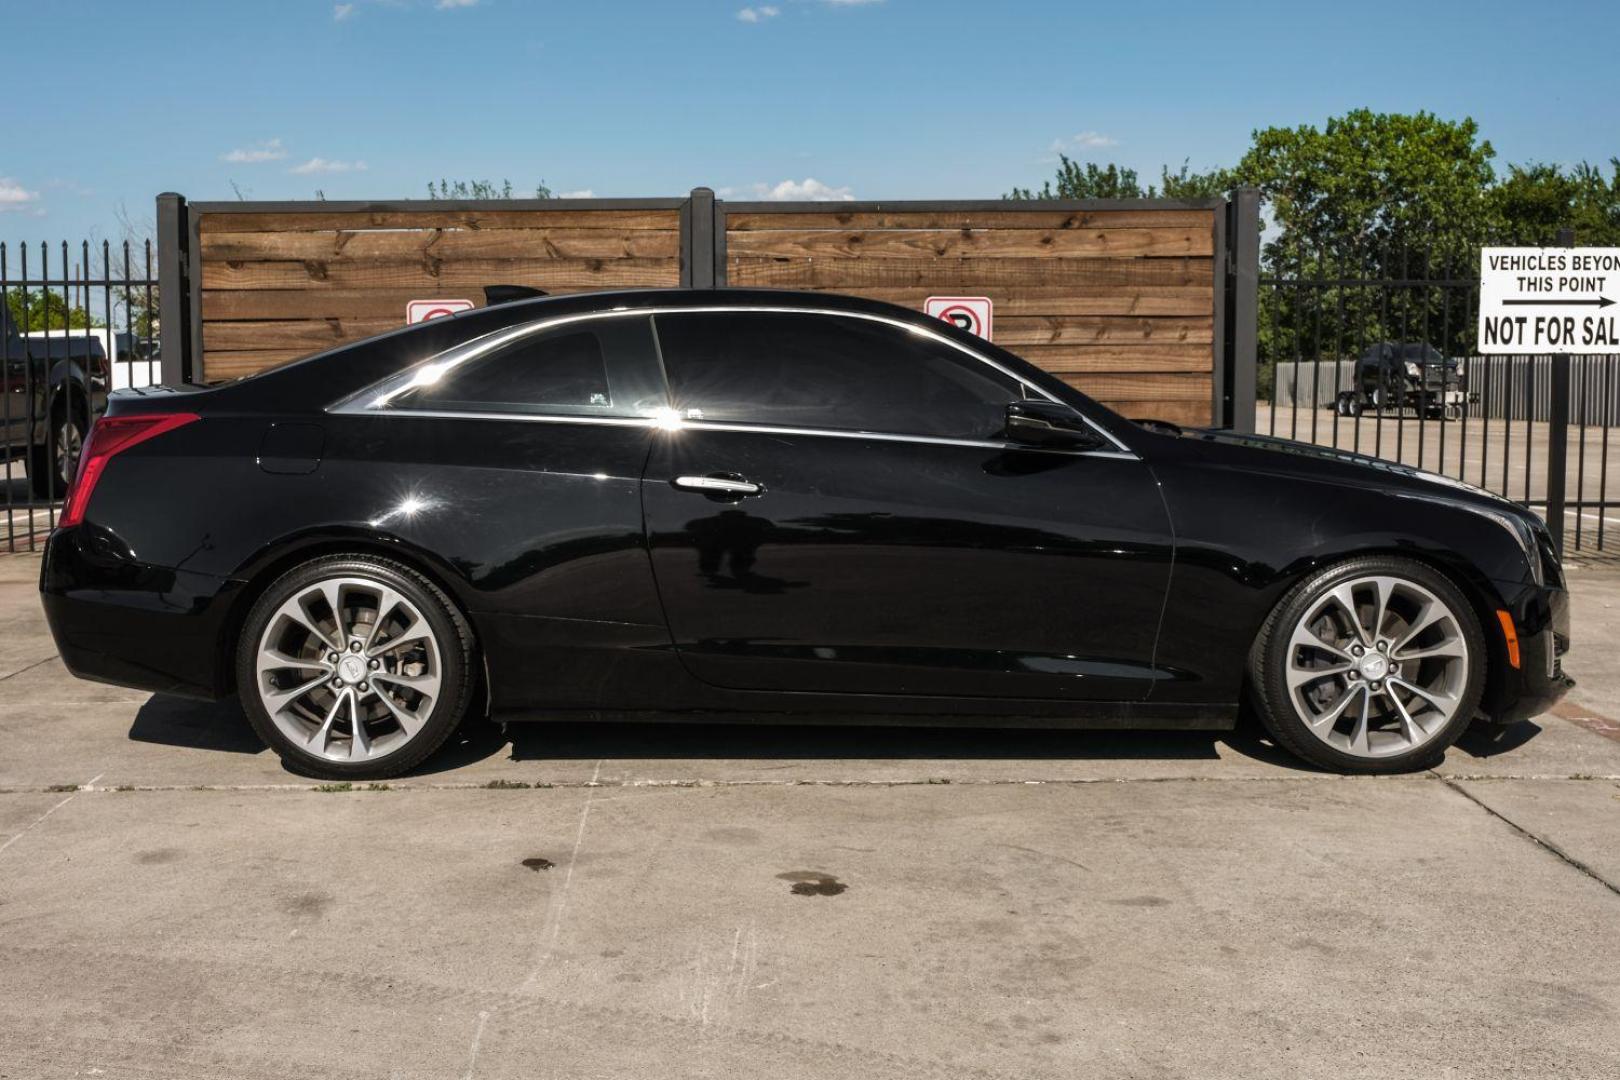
[159,189,1255,426]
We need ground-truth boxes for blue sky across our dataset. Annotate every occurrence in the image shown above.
[1,0,1615,248]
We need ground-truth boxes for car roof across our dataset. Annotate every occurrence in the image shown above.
[477,287,943,327]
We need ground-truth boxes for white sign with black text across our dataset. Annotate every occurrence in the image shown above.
[1477,247,1619,354]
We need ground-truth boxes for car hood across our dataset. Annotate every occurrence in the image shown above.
[1175,427,1528,516]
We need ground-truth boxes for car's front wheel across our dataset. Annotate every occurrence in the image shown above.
[236,554,476,780]
[1249,557,1485,773]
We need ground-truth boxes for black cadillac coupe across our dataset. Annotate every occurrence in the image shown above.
[40,289,1572,779]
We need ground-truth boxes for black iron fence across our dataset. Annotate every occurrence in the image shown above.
[0,240,158,552]
[1259,241,1619,554]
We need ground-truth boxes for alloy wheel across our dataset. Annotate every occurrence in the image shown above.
[253,575,444,763]
[55,419,83,489]
[1285,574,1470,759]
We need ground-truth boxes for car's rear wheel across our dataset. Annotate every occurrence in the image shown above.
[1249,556,1485,773]
[236,555,475,780]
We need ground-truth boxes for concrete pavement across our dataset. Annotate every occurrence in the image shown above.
[3,553,1619,1079]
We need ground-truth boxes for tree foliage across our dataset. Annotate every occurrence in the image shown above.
[427,178,554,200]
[5,289,98,332]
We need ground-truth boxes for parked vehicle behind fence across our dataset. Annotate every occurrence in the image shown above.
[1335,342,1475,420]
[1,304,107,498]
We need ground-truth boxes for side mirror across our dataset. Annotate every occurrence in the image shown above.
[1004,400,1106,450]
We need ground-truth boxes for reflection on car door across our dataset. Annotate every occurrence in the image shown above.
[640,310,1174,702]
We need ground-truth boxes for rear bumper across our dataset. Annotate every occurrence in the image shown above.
[1485,579,1573,724]
[40,525,237,700]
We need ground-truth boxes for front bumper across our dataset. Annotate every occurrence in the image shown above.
[40,525,238,700]
[1484,578,1573,724]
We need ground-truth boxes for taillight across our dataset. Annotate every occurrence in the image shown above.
[59,413,200,528]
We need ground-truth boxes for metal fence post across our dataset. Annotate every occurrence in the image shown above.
[684,188,716,290]
[1223,186,1260,432]
[155,192,192,385]
[1546,226,1576,553]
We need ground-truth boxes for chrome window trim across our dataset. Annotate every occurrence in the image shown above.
[337,407,1137,459]
[328,304,1134,456]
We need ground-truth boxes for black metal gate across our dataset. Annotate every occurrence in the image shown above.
[0,240,158,552]
[1258,241,1618,555]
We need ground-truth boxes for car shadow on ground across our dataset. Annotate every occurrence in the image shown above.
[126,694,1548,779]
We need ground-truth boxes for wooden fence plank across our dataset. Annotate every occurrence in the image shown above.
[203,349,310,379]
[727,210,1215,231]
[200,286,600,320]
[995,316,1213,348]
[1094,398,1211,425]
[1017,343,1214,373]
[727,227,1212,259]
[726,256,1213,290]
[200,228,680,262]
[201,257,680,291]
[198,209,681,233]
[790,286,1214,317]
[203,318,405,352]
[1057,372,1212,401]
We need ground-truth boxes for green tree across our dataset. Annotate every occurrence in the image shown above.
[1007,156,1144,200]
[6,289,98,332]
[427,178,554,199]
[1489,159,1620,246]
[1151,160,1235,199]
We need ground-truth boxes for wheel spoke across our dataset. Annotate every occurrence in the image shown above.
[373,669,440,700]
[1391,601,1451,655]
[366,619,425,658]
[1324,584,1372,647]
[1386,687,1428,746]
[1391,640,1466,662]
[1388,676,1457,718]
[371,685,425,738]
[1309,682,1365,729]
[1369,577,1396,642]
[349,696,372,759]
[257,648,330,676]
[308,688,348,754]
[263,671,333,715]
[1289,622,1354,664]
[1347,689,1372,755]
[362,586,407,651]
[313,581,350,643]
[1288,661,1352,691]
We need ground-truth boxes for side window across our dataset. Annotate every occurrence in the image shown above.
[376,316,666,418]
[652,311,1024,440]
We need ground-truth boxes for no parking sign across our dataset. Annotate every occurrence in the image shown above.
[924,296,993,341]
[406,298,475,324]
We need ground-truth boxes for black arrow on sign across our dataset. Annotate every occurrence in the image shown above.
[1502,296,1616,308]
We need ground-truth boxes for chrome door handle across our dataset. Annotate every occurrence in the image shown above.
[672,475,762,495]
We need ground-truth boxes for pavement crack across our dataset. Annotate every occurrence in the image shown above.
[0,654,58,682]
[1438,776,1620,901]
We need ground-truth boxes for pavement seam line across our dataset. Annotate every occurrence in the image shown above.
[1437,775,1620,901]
[0,791,76,857]
[0,654,58,682]
[6,773,1620,796]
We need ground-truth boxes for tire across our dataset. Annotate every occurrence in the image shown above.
[236,554,476,780]
[1248,556,1486,773]
[29,409,84,500]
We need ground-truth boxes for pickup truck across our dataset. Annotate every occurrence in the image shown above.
[1,303,109,498]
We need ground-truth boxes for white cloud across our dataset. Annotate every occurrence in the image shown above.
[333,3,355,20]
[435,0,479,8]
[0,177,40,212]
[1049,131,1118,154]
[289,157,368,175]
[737,5,779,21]
[221,138,287,164]
[557,189,596,199]
[822,0,884,5]
[757,177,855,201]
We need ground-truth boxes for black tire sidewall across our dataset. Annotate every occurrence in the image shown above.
[1251,556,1486,774]
[236,555,474,780]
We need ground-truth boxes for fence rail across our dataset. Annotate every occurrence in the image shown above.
[0,240,157,552]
